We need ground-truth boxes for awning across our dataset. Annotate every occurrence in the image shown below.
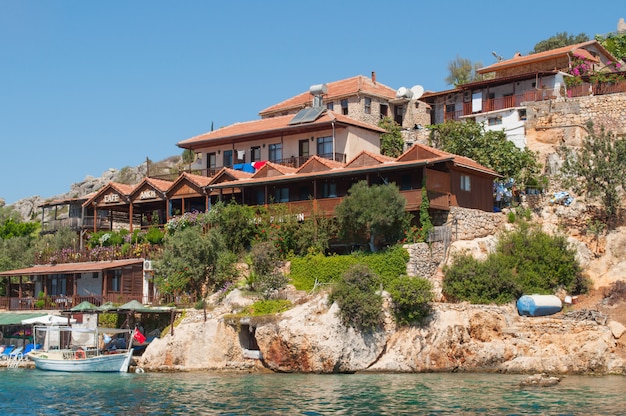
[0,258,144,277]
[0,312,47,326]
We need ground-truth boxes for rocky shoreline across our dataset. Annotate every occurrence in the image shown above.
[136,289,626,375]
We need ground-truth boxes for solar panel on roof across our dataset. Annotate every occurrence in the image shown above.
[289,107,326,125]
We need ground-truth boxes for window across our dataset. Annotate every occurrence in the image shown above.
[326,101,334,111]
[487,116,502,126]
[274,187,289,203]
[394,105,404,125]
[380,104,388,119]
[223,150,233,167]
[298,185,311,201]
[48,274,67,296]
[321,181,337,198]
[341,99,348,115]
[460,175,471,192]
[445,104,455,114]
[251,146,261,162]
[400,174,412,191]
[299,139,309,158]
[269,143,282,162]
[208,152,216,169]
[108,269,122,292]
[254,189,265,205]
[364,97,371,114]
[518,109,527,121]
[317,136,333,158]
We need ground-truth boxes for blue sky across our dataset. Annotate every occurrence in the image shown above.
[0,1,623,205]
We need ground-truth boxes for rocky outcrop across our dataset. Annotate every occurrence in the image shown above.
[137,290,626,375]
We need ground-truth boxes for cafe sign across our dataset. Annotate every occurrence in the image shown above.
[103,193,120,204]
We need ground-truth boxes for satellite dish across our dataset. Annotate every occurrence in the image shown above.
[395,87,412,99]
[410,85,424,100]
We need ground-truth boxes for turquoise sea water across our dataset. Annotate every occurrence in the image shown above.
[1,369,625,415]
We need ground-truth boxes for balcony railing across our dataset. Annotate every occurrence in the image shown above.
[444,80,626,121]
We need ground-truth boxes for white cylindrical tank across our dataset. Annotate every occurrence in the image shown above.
[516,294,562,317]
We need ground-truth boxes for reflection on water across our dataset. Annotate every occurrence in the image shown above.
[1,370,625,415]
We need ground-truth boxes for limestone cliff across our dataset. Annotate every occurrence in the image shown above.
[138,289,626,375]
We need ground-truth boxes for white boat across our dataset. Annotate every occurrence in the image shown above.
[28,327,134,373]
[29,348,133,372]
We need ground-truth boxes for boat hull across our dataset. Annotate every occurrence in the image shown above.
[30,349,133,373]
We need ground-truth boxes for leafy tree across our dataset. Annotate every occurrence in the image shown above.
[182,149,196,165]
[208,201,259,253]
[0,236,33,273]
[559,123,626,227]
[335,181,407,252]
[0,218,38,239]
[531,32,589,54]
[429,120,541,184]
[378,117,404,157]
[154,226,228,297]
[445,56,483,87]
[386,276,433,325]
[595,32,626,63]
[328,264,383,332]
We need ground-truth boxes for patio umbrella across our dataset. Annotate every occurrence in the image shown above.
[117,300,153,313]
[97,301,116,312]
[70,301,98,312]
[21,314,77,325]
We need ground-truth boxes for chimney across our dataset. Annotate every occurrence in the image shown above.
[371,71,376,84]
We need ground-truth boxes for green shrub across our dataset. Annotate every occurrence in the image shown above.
[250,241,288,299]
[328,264,383,332]
[242,299,292,316]
[386,276,433,325]
[442,223,588,304]
[289,245,408,291]
[507,211,516,223]
[145,227,165,245]
[443,254,521,304]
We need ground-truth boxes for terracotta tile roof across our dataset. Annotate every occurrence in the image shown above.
[178,111,385,149]
[477,40,614,74]
[142,177,174,192]
[83,182,136,207]
[398,143,499,176]
[345,150,395,168]
[259,75,397,116]
[209,142,499,190]
[177,172,213,188]
[252,162,298,178]
[109,182,136,195]
[0,258,144,277]
[220,167,254,180]
[296,155,345,174]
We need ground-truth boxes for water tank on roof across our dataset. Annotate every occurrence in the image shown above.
[309,83,328,95]
[516,294,562,317]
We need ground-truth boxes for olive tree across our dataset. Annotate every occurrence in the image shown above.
[335,181,407,252]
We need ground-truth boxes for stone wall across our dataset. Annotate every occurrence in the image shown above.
[526,93,626,136]
[405,207,504,279]
[447,206,505,241]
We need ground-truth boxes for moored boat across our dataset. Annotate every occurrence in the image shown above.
[28,327,134,373]
[28,348,133,372]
